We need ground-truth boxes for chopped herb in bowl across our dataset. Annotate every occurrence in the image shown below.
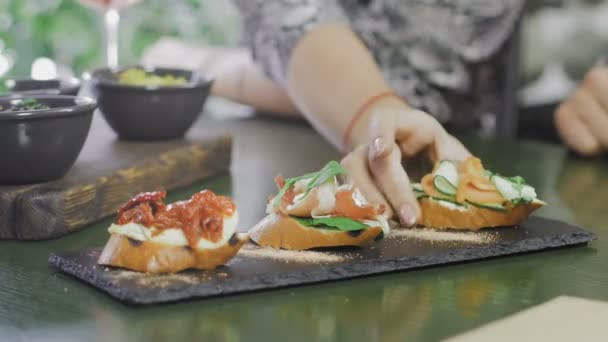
[1,98,51,112]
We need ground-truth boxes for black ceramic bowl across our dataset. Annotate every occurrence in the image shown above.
[91,67,213,141]
[0,95,96,184]
[5,77,81,96]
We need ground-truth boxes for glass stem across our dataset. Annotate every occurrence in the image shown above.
[104,7,120,69]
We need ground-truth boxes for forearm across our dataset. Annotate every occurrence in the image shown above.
[212,60,300,117]
[286,24,409,150]
[141,39,299,117]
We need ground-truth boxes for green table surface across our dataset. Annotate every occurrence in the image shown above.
[1,110,606,342]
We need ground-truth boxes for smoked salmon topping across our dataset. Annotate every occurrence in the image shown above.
[274,175,296,212]
[273,177,381,220]
[333,189,378,220]
[422,156,505,205]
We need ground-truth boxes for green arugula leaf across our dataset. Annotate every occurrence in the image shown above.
[301,161,346,199]
[272,161,346,206]
[292,216,369,231]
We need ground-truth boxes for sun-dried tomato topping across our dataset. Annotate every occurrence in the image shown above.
[116,191,167,226]
[115,190,236,248]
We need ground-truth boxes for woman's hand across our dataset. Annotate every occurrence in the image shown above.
[555,65,608,156]
[341,107,470,227]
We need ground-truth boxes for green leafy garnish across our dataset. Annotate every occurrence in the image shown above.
[8,98,50,111]
[272,161,346,206]
[511,197,533,205]
[508,176,526,192]
[292,216,369,231]
[509,176,526,184]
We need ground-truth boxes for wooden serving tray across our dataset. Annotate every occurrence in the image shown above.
[48,217,596,305]
[0,116,231,240]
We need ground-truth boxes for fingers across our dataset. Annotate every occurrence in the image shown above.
[368,142,420,226]
[395,110,470,162]
[368,108,397,160]
[555,102,601,156]
[556,66,608,156]
[432,134,472,163]
[341,145,393,217]
[583,67,608,111]
[399,131,434,158]
[571,89,608,148]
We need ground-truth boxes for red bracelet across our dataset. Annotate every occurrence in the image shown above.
[342,91,403,152]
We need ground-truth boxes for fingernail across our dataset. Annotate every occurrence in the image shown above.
[372,137,385,157]
[399,204,418,227]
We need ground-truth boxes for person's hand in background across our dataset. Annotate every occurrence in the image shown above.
[141,37,300,116]
[555,65,608,156]
[341,96,470,227]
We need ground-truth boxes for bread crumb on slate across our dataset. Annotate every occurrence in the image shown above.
[108,270,213,288]
[238,244,346,263]
[387,228,495,244]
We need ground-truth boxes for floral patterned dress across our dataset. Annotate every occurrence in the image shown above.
[234,0,523,133]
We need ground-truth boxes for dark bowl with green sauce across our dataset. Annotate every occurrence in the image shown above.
[91,66,213,141]
[0,95,96,184]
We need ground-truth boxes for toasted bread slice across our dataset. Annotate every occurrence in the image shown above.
[98,233,248,273]
[249,213,382,250]
[418,198,545,230]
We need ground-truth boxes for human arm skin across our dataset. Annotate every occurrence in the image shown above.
[286,23,397,149]
[285,24,470,225]
[555,65,608,156]
[210,54,301,117]
[140,39,300,117]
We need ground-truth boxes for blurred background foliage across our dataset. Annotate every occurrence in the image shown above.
[0,0,241,88]
[0,0,607,98]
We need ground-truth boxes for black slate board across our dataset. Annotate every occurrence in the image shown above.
[49,217,596,305]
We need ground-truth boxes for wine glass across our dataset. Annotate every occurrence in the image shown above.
[78,0,141,69]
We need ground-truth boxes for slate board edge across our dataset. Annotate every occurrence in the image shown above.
[48,229,596,306]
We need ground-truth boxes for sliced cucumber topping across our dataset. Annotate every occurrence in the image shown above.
[412,183,427,199]
[433,176,457,196]
[432,197,462,205]
[412,183,424,192]
[467,200,507,212]
[414,191,428,199]
[434,161,459,188]
[435,199,468,210]
[432,161,459,197]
